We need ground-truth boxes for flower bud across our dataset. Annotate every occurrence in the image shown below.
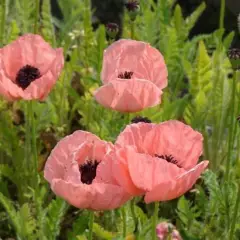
[125,0,140,21]
[156,222,182,240]
[106,23,119,39]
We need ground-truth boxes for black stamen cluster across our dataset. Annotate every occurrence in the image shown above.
[155,154,182,168]
[118,71,133,79]
[16,65,41,89]
[79,160,100,185]
[131,116,152,124]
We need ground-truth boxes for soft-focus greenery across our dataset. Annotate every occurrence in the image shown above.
[0,0,240,239]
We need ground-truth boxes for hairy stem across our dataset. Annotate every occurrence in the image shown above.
[130,20,135,39]
[0,0,6,46]
[34,0,40,34]
[88,211,94,240]
[122,207,127,238]
[229,182,240,240]
[219,0,225,29]
[152,202,159,240]
[130,199,138,237]
[225,71,236,182]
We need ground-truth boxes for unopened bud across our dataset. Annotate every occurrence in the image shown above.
[106,23,119,39]
[125,0,140,21]
[156,222,182,240]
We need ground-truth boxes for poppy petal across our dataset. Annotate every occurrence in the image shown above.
[111,148,144,196]
[44,131,101,183]
[1,34,57,81]
[101,39,168,89]
[51,179,95,209]
[94,78,162,113]
[144,120,203,170]
[144,161,209,203]
[124,147,185,192]
[115,122,155,153]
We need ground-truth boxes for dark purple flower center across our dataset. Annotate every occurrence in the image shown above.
[106,23,119,32]
[228,48,240,60]
[155,154,182,168]
[16,65,41,89]
[131,116,152,123]
[79,160,100,185]
[118,71,133,79]
[125,0,139,11]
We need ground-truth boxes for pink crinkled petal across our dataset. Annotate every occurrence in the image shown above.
[44,131,101,183]
[115,122,155,153]
[51,179,95,209]
[0,71,24,100]
[51,180,130,210]
[144,161,209,203]
[144,120,204,170]
[1,34,57,81]
[94,78,162,113]
[125,148,185,192]
[21,48,64,100]
[101,39,168,89]
[90,183,131,210]
[112,147,145,196]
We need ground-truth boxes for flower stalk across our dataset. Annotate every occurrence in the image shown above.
[34,0,40,34]
[219,0,225,29]
[88,211,95,240]
[0,0,6,46]
[152,202,159,240]
[229,182,240,240]
[122,206,127,238]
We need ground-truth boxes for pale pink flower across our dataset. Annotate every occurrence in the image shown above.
[156,222,182,240]
[0,34,64,101]
[44,131,130,210]
[113,120,209,202]
[94,39,168,112]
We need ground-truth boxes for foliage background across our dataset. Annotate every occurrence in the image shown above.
[0,0,240,239]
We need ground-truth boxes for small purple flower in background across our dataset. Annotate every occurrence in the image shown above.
[156,222,182,240]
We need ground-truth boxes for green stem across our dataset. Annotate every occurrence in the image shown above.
[30,101,38,181]
[122,207,127,238]
[88,211,94,240]
[225,71,236,182]
[28,101,38,187]
[34,0,40,34]
[130,20,135,39]
[152,202,159,240]
[130,199,138,235]
[219,0,225,29]
[0,0,6,46]
[229,182,240,240]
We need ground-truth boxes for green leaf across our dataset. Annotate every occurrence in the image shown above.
[173,4,183,35]
[0,164,17,184]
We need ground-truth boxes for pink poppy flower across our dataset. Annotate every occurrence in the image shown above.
[156,222,182,240]
[94,39,168,112]
[0,34,64,101]
[44,131,131,210]
[113,120,209,203]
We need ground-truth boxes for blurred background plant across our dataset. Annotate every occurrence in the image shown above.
[1,0,240,239]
